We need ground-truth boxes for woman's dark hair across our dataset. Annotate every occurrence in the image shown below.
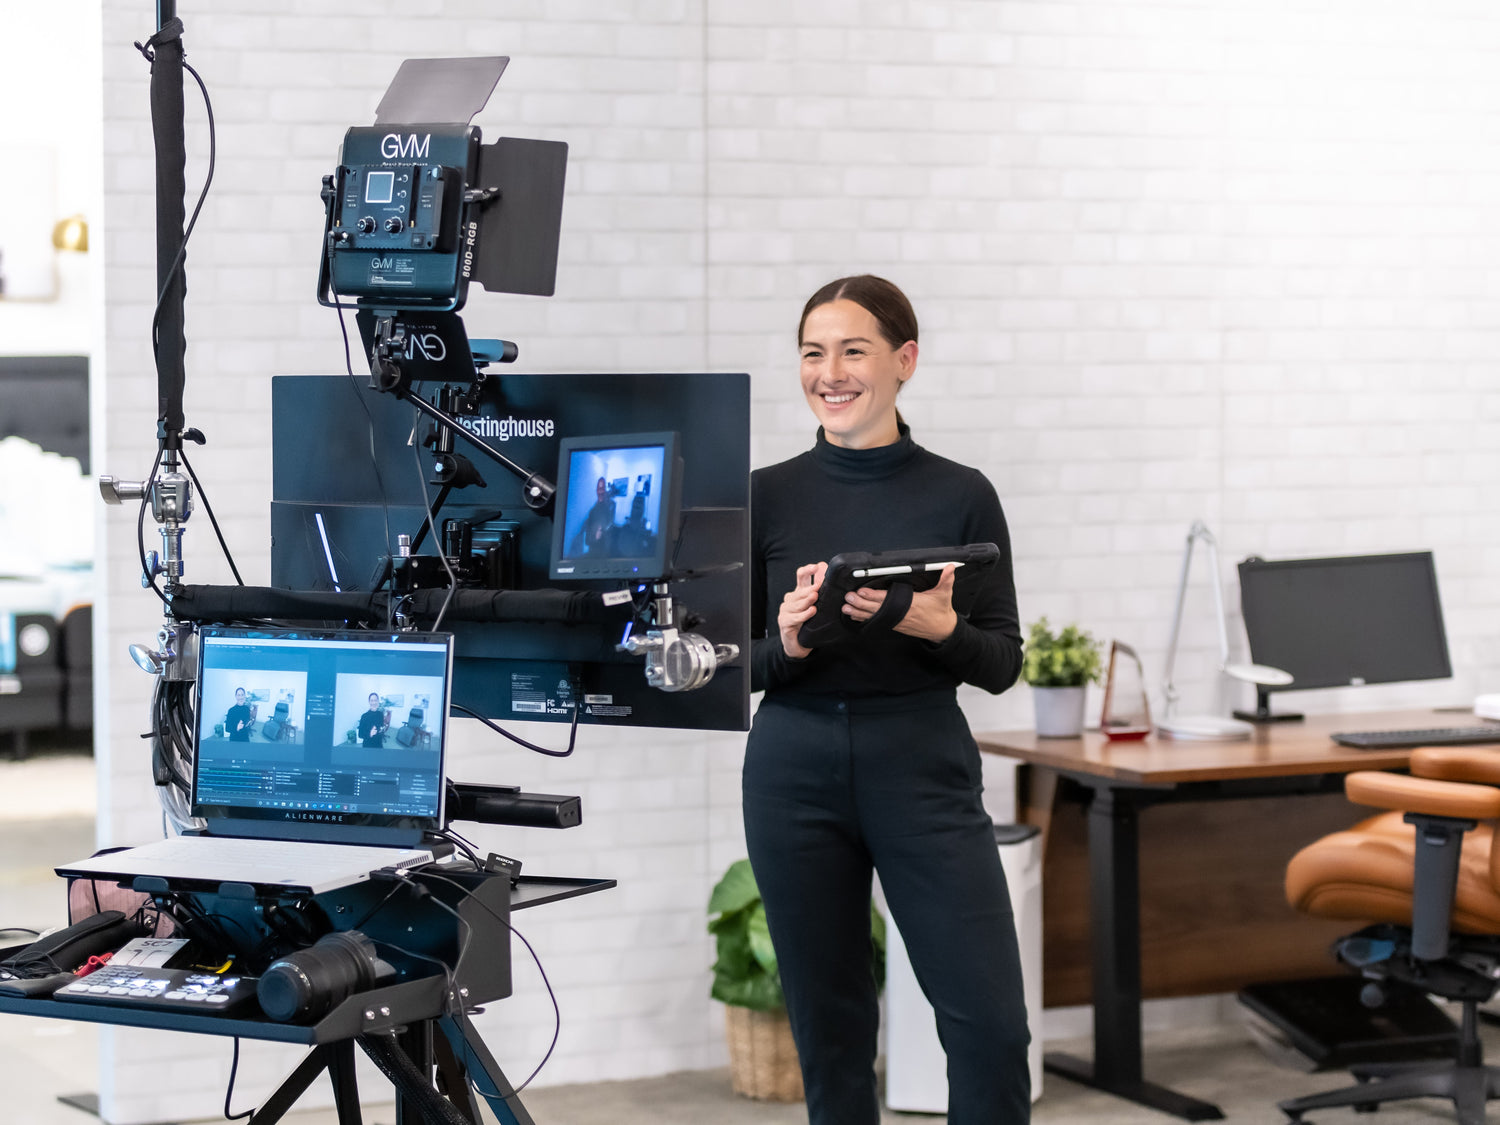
[797,274,918,350]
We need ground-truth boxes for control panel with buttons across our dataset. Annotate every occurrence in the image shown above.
[324,124,479,306]
[54,964,258,1016]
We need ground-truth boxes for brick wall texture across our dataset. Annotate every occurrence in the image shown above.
[96,1,1500,1119]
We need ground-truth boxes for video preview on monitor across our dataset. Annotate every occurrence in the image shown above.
[549,431,681,581]
[1238,550,1452,693]
[194,627,452,828]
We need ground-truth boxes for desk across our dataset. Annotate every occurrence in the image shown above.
[975,709,1490,1121]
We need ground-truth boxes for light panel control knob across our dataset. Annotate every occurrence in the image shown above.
[356,216,376,234]
[384,217,404,233]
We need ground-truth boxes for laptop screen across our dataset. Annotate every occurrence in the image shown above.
[193,627,452,839]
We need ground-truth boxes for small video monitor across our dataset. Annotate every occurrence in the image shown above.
[549,432,681,581]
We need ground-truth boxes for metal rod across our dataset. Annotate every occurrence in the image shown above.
[399,389,554,510]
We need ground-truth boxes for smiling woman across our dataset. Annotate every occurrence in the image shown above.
[795,277,919,450]
[743,274,1030,1124]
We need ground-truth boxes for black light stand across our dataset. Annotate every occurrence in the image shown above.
[150,0,186,456]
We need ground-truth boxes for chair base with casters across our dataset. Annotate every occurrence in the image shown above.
[1278,925,1500,1123]
[1281,751,1500,1124]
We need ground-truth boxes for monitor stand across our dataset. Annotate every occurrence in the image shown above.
[1234,687,1304,724]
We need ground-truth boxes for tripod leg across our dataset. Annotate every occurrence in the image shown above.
[327,1039,364,1125]
[246,1044,338,1125]
[438,1012,536,1125]
[432,1021,485,1125]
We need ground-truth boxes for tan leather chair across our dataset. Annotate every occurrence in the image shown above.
[1280,748,1500,1124]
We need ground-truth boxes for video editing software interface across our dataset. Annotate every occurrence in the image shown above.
[194,628,452,825]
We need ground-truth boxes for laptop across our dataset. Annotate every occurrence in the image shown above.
[57,627,454,896]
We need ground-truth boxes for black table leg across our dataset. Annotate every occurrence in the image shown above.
[1043,785,1225,1121]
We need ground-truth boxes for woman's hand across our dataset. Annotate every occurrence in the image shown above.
[843,564,959,643]
[778,562,827,660]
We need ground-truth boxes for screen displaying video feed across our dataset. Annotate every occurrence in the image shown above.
[550,431,680,581]
[193,627,452,828]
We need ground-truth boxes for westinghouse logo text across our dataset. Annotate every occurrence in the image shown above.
[460,416,556,441]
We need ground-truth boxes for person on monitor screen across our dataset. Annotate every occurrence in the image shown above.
[582,476,616,553]
[225,687,255,742]
[745,275,1029,1124]
[358,692,388,748]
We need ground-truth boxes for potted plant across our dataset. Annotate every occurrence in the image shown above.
[708,858,885,1102]
[1023,617,1103,737]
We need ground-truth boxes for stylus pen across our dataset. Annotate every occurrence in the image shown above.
[853,562,965,578]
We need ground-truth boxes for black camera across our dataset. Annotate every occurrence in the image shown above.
[257,930,393,1024]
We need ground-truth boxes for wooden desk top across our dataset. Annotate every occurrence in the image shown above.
[974,709,1499,785]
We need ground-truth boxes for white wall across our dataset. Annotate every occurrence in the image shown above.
[95,0,1500,1120]
[0,1,103,354]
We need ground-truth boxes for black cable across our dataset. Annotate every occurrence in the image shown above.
[450,700,580,759]
[410,407,461,634]
[222,1038,254,1121]
[150,678,191,794]
[371,930,464,998]
[138,55,215,372]
[357,1033,472,1125]
[0,928,41,937]
[416,871,562,1094]
[326,246,395,630]
[180,447,243,585]
[435,827,485,870]
[137,445,169,606]
[348,879,413,932]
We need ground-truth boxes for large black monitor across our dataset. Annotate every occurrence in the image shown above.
[1237,551,1451,713]
[269,371,749,733]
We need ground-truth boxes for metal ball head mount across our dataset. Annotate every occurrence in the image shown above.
[618,581,740,693]
[99,428,207,593]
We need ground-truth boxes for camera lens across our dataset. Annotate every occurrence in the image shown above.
[257,930,381,1023]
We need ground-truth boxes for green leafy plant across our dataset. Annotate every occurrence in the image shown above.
[708,858,886,1011]
[1022,617,1103,688]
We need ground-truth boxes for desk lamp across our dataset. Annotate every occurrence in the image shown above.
[1159,521,1293,741]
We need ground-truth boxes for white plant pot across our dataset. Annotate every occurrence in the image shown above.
[1032,685,1086,738]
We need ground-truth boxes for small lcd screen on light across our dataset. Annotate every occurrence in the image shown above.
[365,171,395,204]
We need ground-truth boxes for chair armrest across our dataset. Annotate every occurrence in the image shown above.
[1345,770,1500,820]
[1411,747,1500,787]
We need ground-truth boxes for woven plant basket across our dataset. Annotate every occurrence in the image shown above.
[724,1004,804,1102]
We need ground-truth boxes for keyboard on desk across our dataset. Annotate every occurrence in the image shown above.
[1331,726,1500,750]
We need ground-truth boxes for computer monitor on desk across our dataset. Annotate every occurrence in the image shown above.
[1236,551,1452,722]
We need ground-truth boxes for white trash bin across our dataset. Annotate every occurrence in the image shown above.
[885,823,1044,1110]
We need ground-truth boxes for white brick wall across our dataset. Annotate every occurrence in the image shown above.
[95,0,1500,1119]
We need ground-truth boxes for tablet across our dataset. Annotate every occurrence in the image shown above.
[795,542,1001,649]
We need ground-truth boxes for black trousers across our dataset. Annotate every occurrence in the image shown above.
[743,691,1031,1125]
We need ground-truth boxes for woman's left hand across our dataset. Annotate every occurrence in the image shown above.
[843,564,959,643]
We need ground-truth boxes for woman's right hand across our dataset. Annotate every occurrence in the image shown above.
[777,561,827,660]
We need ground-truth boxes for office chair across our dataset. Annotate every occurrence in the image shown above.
[394,707,427,748]
[58,604,92,732]
[1280,748,1500,1124]
[260,700,292,741]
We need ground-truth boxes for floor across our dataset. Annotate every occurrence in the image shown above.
[3,746,1496,1125]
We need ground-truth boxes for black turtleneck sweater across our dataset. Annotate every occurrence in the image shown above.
[750,426,1023,699]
